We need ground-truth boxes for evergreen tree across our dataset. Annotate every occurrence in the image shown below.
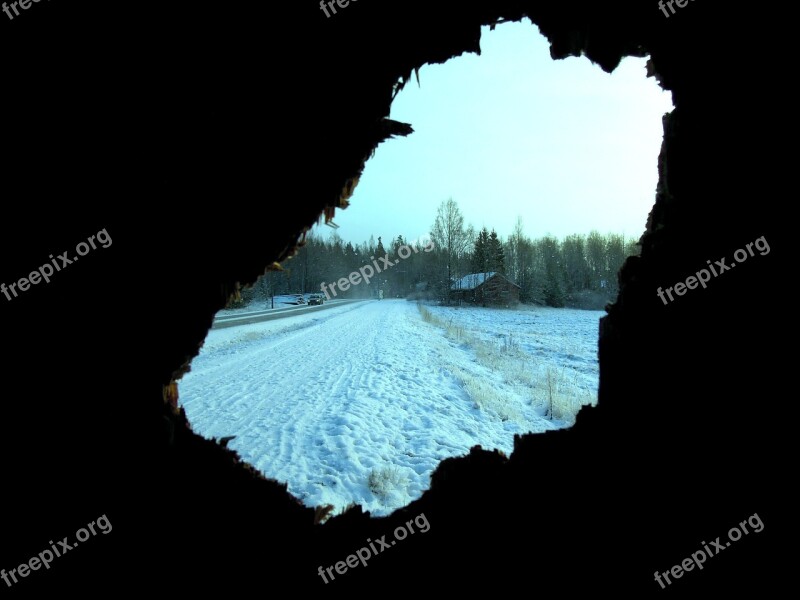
[471,228,490,274]
[488,229,505,274]
[393,235,405,249]
[375,236,387,259]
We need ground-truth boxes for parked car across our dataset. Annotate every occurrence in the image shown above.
[307,293,324,305]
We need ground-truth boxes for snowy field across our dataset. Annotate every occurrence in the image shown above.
[423,303,601,408]
[178,300,602,516]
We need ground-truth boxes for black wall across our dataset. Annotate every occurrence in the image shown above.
[0,1,789,595]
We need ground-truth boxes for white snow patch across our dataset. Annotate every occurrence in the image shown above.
[178,300,600,516]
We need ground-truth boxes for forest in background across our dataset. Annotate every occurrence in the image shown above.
[237,199,639,310]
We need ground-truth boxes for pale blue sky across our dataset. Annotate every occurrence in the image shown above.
[322,18,674,246]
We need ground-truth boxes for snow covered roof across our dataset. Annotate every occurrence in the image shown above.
[451,272,496,290]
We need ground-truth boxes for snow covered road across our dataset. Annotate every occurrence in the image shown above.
[179,300,586,516]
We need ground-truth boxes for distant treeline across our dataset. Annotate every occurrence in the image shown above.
[238,199,639,309]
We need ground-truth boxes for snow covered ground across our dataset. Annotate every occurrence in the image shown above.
[424,303,601,409]
[178,300,602,516]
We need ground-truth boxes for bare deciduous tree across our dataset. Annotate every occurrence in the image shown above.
[430,198,474,301]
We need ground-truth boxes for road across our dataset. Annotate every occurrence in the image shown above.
[212,299,364,329]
